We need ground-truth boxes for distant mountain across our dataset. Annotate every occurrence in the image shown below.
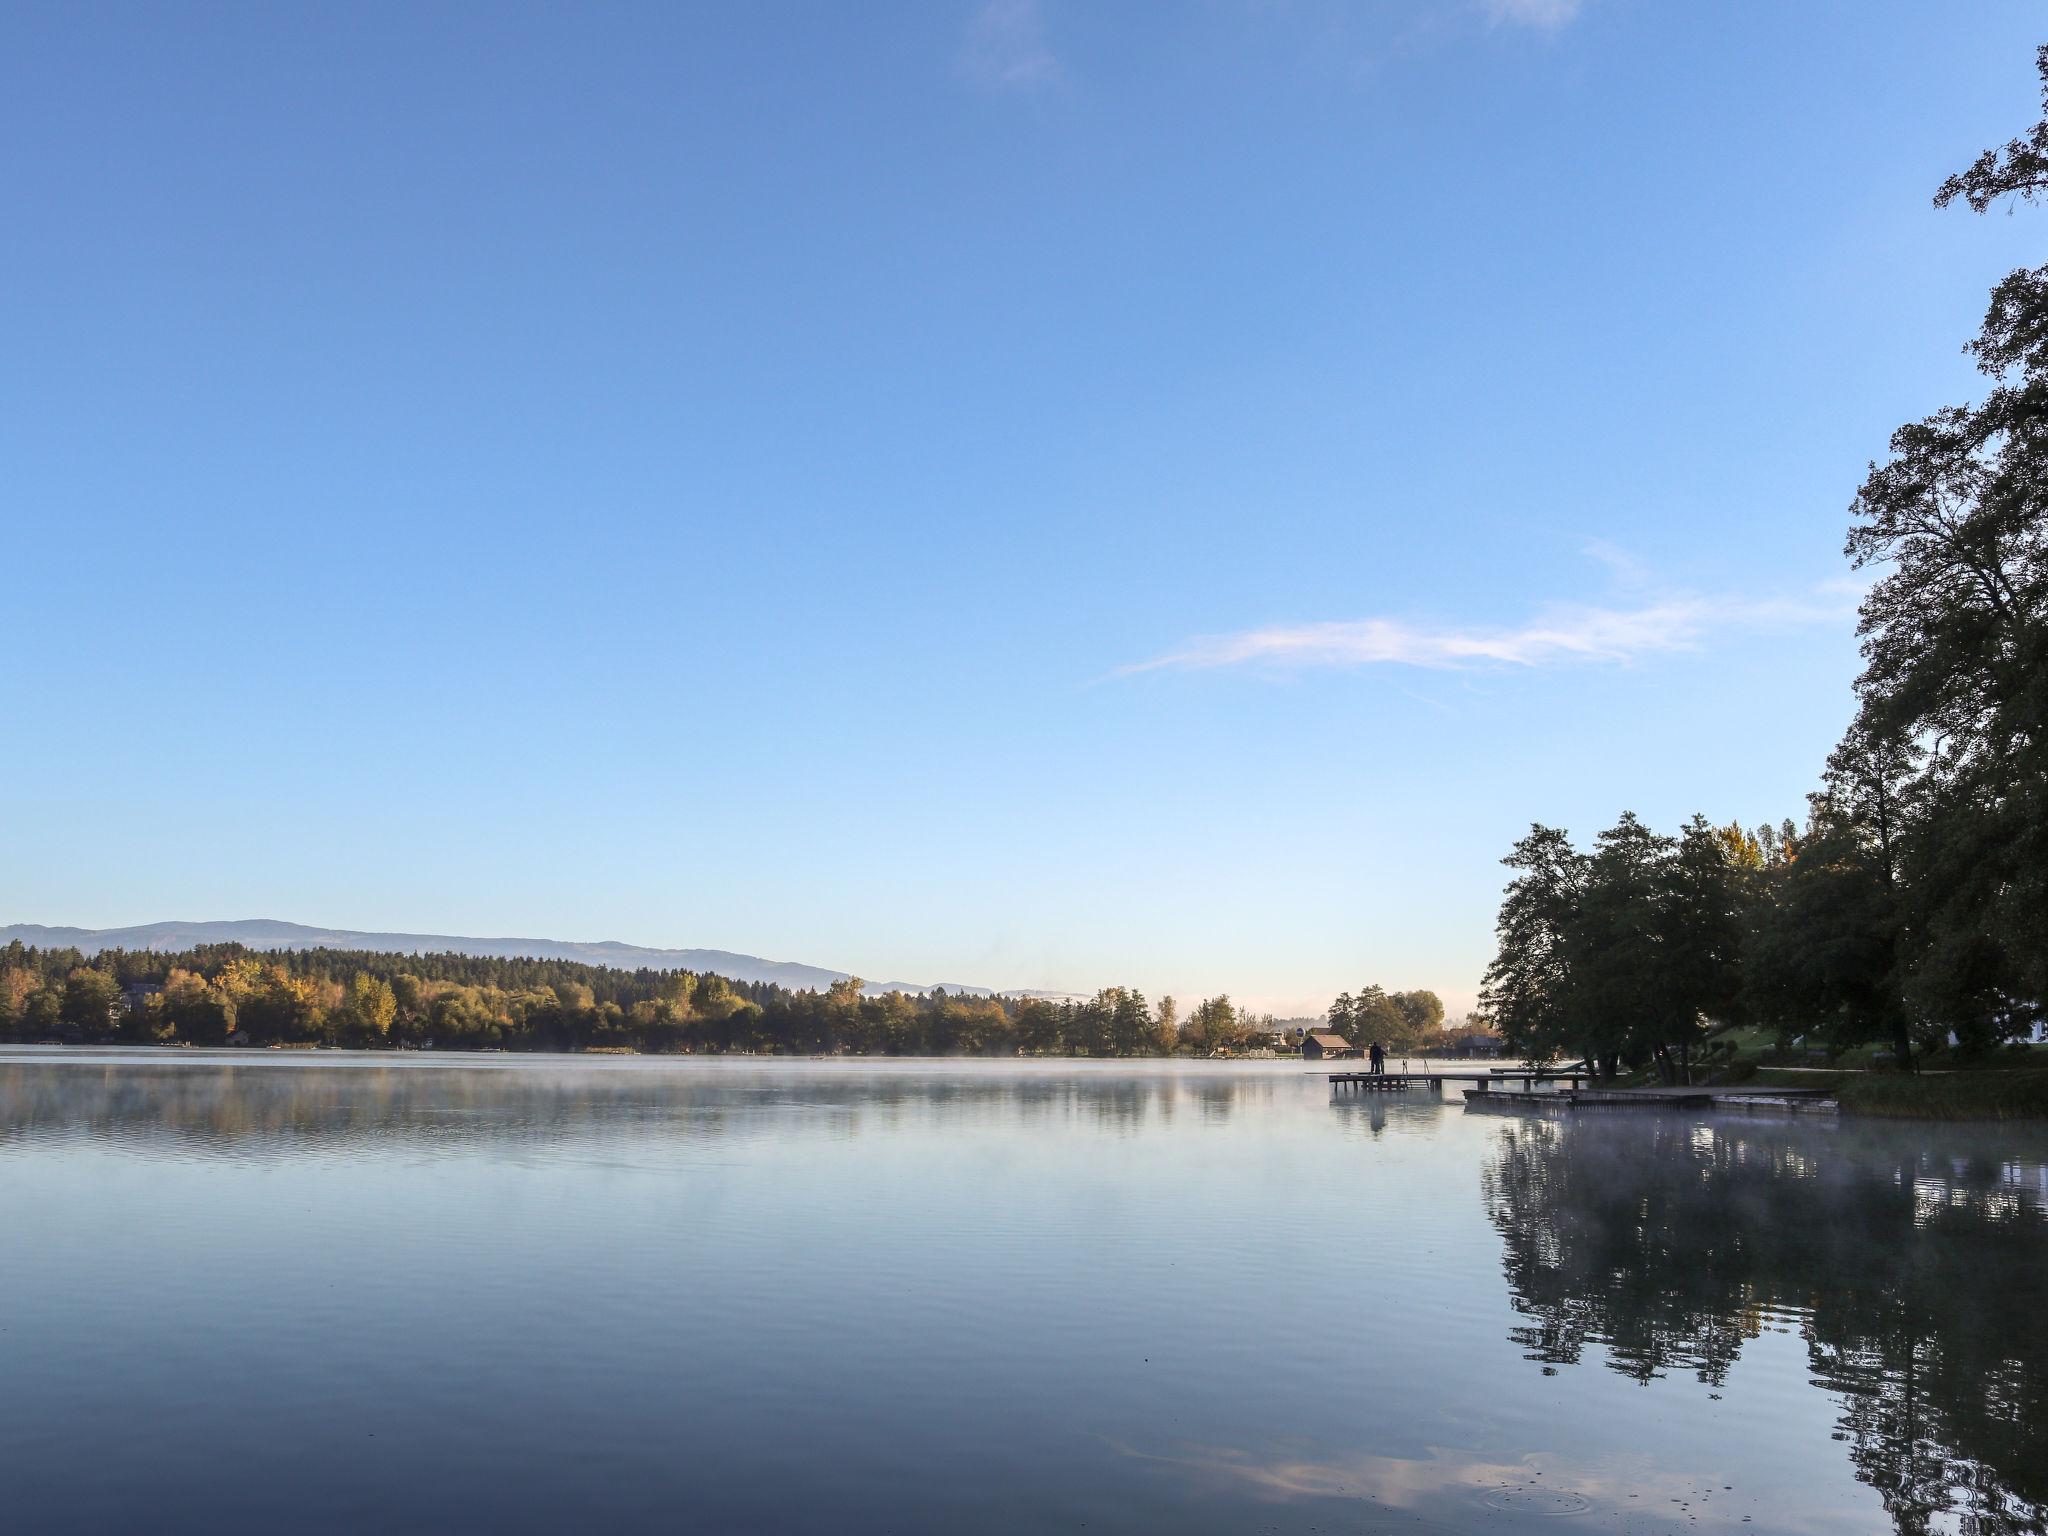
[0,919,1064,1000]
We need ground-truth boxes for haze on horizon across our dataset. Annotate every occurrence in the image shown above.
[5,2,2039,1019]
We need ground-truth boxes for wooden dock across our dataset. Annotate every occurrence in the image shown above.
[1327,1068,1588,1095]
[1463,1084,1839,1116]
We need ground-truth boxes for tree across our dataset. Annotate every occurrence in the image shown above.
[1015,997,1062,1055]
[22,986,60,1038]
[1390,989,1445,1044]
[1481,825,1589,1071]
[0,966,41,1037]
[1744,800,1905,1060]
[1105,987,1153,1056]
[1483,814,1740,1080]
[1152,996,1179,1054]
[1838,46,2048,1045]
[390,973,427,1040]
[1657,816,1746,1081]
[342,972,398,1044]
[1343,984,1408,1050]
[1327,992,1355,1039]
[159,968,233,1045]
[0,940,1265,1059]
[1571,813,1681,1077]
[60,967,122,1038]
[1181,996,1239,1055]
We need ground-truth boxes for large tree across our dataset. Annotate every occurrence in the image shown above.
[1481,824,1590,1071]
[1743,802,1906,1062]
[1842,46,2048,1043]
[1390,989,1446,1042]
[1484,814,1746,1081]
[1657,815,1746,1081]
[1570,813,1681,1077]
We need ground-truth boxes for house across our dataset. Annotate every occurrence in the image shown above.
[1301,1031,1361,1061]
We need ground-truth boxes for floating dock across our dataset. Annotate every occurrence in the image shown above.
[1463,1085,1839,1115]
[1324,1069,1841,1115]
[1327,1069,1589,1095]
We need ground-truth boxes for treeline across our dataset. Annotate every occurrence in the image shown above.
[0,941,1287,1058]
[1484,57,2048,1077]
[1482,813,1804,1078]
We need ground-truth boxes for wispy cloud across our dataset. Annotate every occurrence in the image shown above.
[1480,0,1586,30]
[959,0,1061,92]
[1119,584,1860,677]
[1115,1437,1729,1518]
[1578,536,1652,589]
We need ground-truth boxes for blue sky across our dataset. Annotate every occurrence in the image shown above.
[3,1,2040,1015]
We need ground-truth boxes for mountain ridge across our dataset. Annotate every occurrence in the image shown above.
[0,919,1064,1000]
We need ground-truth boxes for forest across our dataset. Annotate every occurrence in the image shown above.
[1482,58,2048,1078]
[0,940,1299,1058]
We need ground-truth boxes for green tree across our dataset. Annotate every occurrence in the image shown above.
[238,966,320,1044]
[1181,995,1238,1054]
[23,986,61,1037]
[1745,800,1906,1063]
[1390,989,1445,1044]
[1344,984,1408,1050]
[1838,47,2048,1044]
[1326,991,1355,1039]
[1102,987,1153,1056]
[1015,997,1062,1055]
[60,967,123,1037]
[159,968,232,1045]
[1481,825,1590,1071]
[1657,815,1746,1081]
[1571,813,1680,1077]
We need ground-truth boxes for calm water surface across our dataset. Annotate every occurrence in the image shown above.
[2,1052,2044,1535]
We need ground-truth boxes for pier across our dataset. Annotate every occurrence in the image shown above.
[1462,1084,1840,1115]
[1327,1068,1589,1095]
[1326,1070,1842,1115]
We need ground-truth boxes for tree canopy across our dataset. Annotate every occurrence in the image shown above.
[0,940,1298,1058]
[1480,48,2048,1069]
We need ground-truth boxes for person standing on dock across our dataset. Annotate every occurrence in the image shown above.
[1368,1041,1385,1075]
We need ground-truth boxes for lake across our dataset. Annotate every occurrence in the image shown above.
[2,1051,2043,1535]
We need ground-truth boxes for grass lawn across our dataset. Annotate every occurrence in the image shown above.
[1837,1069,2048,1120]
[1573,1028,2048,1115]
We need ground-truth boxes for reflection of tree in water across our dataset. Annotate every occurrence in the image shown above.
[1482,1116,2048,1534]
[0,1061,1285,1156]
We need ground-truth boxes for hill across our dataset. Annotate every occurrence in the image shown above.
[0,919,1044,998]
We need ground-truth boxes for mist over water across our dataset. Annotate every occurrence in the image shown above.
[2,1052,2042,1535]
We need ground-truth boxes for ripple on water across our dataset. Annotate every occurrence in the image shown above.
[1482,1483,1594,1515]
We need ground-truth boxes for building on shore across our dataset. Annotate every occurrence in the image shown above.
[1301,1031,1361,1061]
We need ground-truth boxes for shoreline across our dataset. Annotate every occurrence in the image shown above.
[4,1043,2047,1121]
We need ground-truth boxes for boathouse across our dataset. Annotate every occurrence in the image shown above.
[1301,1032,1361,1061]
